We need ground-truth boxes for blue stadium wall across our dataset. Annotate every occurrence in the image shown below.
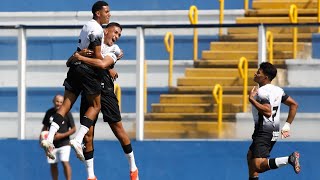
[0,87,319,113]
[0,0,252,11]
[0,140,318,180]
[0,36,219,60]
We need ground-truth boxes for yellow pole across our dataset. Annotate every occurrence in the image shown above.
[244,0,249,12]
[238,57,248,112]
[114,84,122,111]
[213,84,223,137]
[164,32,174,87]
[219,0,224,36]
[318,0,320,33]
[188,5,198,61]
[266,31,274,64]
[289,4,298,59]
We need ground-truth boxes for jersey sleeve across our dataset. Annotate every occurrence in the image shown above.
[88,30,103,49]
[281,90,289,103]
[42,110,51,126]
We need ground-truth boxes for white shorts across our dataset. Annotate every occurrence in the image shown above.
[47,145,71,164]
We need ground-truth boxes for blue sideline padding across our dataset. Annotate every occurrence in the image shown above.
[0,36,218,60]
[0,0,253,11]
[0,140,317,179]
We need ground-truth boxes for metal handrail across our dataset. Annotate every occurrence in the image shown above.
[238,57,248,112]
[144,60,147,113]
[289,4,298,59]
[266,31,274,64]
[114,83,122,111]
[213,84,223,128]
[164,32,174,87]
[318,0,320,33]
[219,0,224,36]
[188,5,198,61]
[244,0,249,12]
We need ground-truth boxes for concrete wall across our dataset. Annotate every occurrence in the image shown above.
[0,140,318,180]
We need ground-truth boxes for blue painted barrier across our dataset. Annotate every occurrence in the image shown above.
[0,0,252,11]
[312,33,320,59]
[0,36,218,60]
[0,140,318,180]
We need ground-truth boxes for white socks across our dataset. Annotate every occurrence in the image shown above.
[85,158,95,178]
[125,151,137,172]
[47,122,59,143]
[74,125,89,144]
[275,156,289,168]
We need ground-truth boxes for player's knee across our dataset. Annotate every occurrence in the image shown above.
[84,133,93,143]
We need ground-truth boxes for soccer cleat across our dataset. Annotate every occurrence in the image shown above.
[289,151,301,174]
[130,169,139,180]
[69,139,85,162]
[40,139,55,160]
[87,177,97,180]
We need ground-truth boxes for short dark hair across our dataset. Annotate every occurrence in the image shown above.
[106,22,122,31]
[92,1,109,15]
[259,62,277,81]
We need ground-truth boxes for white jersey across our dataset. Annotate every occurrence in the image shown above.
[77,19,104,53]
[252,84,289,140]
[101,43,121,63]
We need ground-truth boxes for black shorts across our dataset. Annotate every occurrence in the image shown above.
[63,64,101,96]
[249,135,276,158]
[80,90,121,124]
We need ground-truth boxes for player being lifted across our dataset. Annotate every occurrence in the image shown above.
[247,62,300,180]
[72,22,139,180]
[41,1,116,161]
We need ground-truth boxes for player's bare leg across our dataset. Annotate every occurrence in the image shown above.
[110,121,139,180]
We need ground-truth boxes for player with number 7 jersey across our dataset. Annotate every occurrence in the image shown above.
[247,62,300,180]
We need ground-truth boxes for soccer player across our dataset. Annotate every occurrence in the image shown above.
[41,1,114,161]
[73,23,139,180]
[247,62,300,180]
[40,94,76,180]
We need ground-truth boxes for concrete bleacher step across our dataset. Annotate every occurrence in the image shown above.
[210,42,310,51]
[151,103,242,113]
[202,50,293,60]
[228,27,318,34]
[236,17,317,24]
[177,77,256,86]
[184,68,256,78]
[194,59,286,68]
[220,33,312,42]
[140,121,236,139]
[169,86,254,94]
[252,1,318,9]
[144,113,236,122]
[159,94,245,104]
[246,9,318,17]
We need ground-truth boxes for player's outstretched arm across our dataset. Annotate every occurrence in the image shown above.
[281,96,298,138]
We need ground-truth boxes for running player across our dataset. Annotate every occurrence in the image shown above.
[247,62,300,180]
[41,1,113,161]
[73,22,139,180]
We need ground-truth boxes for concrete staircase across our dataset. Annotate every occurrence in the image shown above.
[143,0,313,139]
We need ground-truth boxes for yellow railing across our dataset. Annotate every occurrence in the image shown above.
[114,83,122,111]
[188,5,198,61]
[238,57,248,112]
[164,32,174,87]
[289,4,298,59]
[213,84,223,135]
[266,31,274,64]
[144,61,147,113]
[219,0,224,36]
[318,0,320,33]
[244,0,249,12]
